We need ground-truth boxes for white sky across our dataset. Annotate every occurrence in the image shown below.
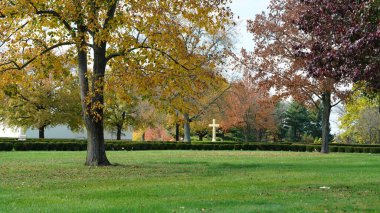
[229,0,270,52]
[229,0,341,134]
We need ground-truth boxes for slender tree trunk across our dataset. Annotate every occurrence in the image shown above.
[175,122,180,142]
[244,123,249,142]
[321,92,332,154]
[116,112,126,140]
[199,135,203,141]
[141,132,145,141]
[183,113,191,142]
[38,126,45,139]
[77,42,110,166]
[116,125,122,140]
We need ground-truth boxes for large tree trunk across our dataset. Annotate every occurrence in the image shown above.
[38,126,45,139]
[183,113,191,142]
[77,42,110,166]
[321,92,332,154]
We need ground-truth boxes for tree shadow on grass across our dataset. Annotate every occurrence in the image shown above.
[109,163,142,169]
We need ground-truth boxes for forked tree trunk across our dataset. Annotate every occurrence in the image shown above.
[183,113,191,142]
[77,43,110,166]
[321,92,332,154]
[38,126,45,139]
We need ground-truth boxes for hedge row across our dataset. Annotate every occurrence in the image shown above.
[1,141,380,153]
[0,142,13,151]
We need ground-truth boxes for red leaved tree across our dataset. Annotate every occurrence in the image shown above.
[242,0,351,152]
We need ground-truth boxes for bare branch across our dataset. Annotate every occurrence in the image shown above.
[331,99,342,108]
[191,84,231,121]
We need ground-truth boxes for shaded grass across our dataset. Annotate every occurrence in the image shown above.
[0,151,380,212]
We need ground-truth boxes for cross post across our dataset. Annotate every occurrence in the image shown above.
[208,119,220,142]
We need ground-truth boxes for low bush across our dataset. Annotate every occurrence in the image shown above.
[0,142,13,151]
[1,140,379,154]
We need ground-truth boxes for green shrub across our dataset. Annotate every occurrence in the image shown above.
[329,146,338,152]
[344,147,353,153]
[362,147,371,153]
[337,147,346,152]
[369,147,380,153]
[0,142,13,151]
[5,140,380,154]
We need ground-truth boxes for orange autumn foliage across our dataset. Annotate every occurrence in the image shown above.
[221,75,277,142]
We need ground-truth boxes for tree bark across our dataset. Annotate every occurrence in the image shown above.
[183,113,191,142]
[175,122,180,142]
[116,112,125,140]
[321,92,332,154]
[38,126,45,139]
[141,132,145,141]
[77,42,110,166]
[116,125,122,140]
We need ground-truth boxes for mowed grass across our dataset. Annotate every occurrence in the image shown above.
[0,151,380,212]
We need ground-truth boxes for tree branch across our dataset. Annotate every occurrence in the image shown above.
[331,99,342,108]
[0,42,74,72]
[28,1,75,37]
[103,0,118,29]
[141,46,191,71]
[191,84,231,121]
[105,47,140,63]
[0,21,29,48]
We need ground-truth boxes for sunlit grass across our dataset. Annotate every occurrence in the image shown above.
[1,151,379,212]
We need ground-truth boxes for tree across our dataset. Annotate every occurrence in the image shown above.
[0,1,233,165]
[284,101,310,142]
[103,72,139,140]
[298,0,380,94]
[282,101,323,142]
[0,66,82,138]
[191,103,223,141]
[339,90,380,144]
[273,102,288,141]
[243,0,349,152]
[104,95,137,140]
[220,74,277,142]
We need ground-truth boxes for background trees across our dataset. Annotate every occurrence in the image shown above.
[0,67,82,138]
[296,0,379,150]
[220,74,277,142]
[243,0,351,152]
[338,90,380,144]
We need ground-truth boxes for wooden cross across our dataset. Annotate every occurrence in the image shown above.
[208,119,220,142]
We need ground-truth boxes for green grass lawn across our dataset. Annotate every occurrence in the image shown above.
[0,151,379,212]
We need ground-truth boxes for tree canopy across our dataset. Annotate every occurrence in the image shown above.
[0,0,234,165]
